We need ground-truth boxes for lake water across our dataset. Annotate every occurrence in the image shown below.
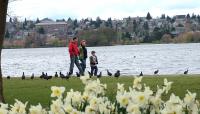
[2,43,200,77]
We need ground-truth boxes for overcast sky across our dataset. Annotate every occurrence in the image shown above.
[8,0,200,20]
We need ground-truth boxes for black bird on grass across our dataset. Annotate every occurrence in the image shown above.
[44,73,52,80]
[76,72,80,77]
[22,72,25,80]
[139,71,143,76]
[88,71,92,78]
[97,72,102,78]
[65,72,70,79]
[60,75,66,79]
[45,76,53,80]
[65,72,71,80]
[107,70,112,76]
[40,72,45,79]
[60,72,66,79]
[44,73,48,79]
[114,70,120,78]
[7,76,11,79]
[154,70,159,75]
[59,72,70,79]
[184,69,188,75]
[55,72,58,78]
[31,73,34,80]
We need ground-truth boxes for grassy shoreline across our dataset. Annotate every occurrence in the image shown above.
[3,74,200,107]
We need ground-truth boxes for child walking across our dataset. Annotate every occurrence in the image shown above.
[89,51,98,76]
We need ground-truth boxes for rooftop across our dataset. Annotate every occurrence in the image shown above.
[35,22,67,26]
[175,15,186,19]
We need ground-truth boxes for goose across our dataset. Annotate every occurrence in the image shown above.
[139,71,143,76]
[154,70,159,75]
[22,72,25,80]
[114,70,120,78]
[97,72,102,78]
[184,69,188,75]
[7,76,11,79]
[107,70,112,76]
[60,72,66,79]
[40,72,45,79]
[76,72,80,77]
[88,71,92,78]
[55,72,58,78]
[31,73,34,80]
[44,73,52,80]
[65,72,70,79]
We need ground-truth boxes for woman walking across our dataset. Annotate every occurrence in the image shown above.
[79,40,87,73]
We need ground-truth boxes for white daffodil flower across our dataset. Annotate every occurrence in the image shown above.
[133,76,143,90]
[51,86,65,98]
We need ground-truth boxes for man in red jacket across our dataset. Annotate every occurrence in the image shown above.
[68,37,83,76]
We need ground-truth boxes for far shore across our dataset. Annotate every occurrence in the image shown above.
[2,42,200,49]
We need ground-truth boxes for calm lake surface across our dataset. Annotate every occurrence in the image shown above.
[2,43,200,77]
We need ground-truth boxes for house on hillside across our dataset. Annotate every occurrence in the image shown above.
[174,15,186,27]
[172,15,186,35]
[35,18,68,38]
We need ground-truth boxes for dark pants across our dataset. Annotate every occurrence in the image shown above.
[69,56,83,75]
[91,66,98,76]
[80,59,86,73]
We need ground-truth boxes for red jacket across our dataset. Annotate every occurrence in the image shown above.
[68,41,79,57]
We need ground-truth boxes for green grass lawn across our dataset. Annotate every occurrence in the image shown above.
[3,74,200,107]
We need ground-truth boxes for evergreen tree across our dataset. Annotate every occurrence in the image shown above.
[143,21,150,42]
[166,16,171,22]
[128,16,131,21]
[24,18,27,26]
[133,19,138,35]
[186,13,190,19]
[105,17,112,28]
[161,14,166,19]
[73,19,78,29]
[191,13,196,19]
[95,16,102,28]
[67,17,72,22]
[89,19,95,26]
[197,15,200,23]
[146,12,152,20]
[36,18,40,23]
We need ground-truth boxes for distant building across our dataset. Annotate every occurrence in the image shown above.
[174,15,186,27]
[173,15,186,34]
[35,18,68,38]
[175,15,186,20]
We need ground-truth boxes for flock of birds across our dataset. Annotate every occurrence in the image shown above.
[6,69,189,80]
[139,69,189,76]
[6,70,120,80]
